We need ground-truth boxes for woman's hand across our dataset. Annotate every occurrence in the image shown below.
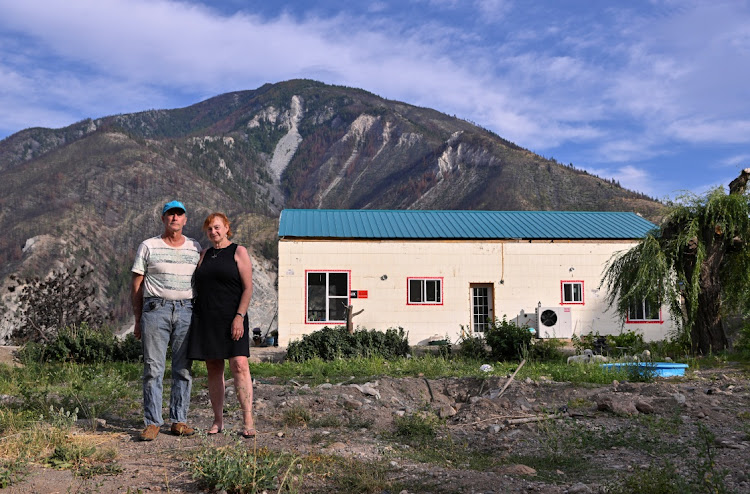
[231,314,244,341]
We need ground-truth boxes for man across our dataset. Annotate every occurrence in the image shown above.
[131,200,201,441]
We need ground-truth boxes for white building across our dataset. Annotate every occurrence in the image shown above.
[277,209,674,346]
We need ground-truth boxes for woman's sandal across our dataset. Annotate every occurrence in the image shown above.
[239,428,256,438]
[207,425,223,435]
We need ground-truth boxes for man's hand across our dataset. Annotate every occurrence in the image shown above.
[134,319,142,340]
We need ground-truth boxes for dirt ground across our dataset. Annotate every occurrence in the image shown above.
[1,346,749,494]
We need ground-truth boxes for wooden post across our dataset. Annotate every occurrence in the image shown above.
[346,305,364,334]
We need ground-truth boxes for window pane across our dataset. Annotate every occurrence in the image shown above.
[635,301,645,319]
[329,299,348,321]
[563,283,572,302]
[409,279,422,303]
[645,299,659,320]
[307,273,326,321]
[573,284,582,302]
[426,280,438,302]
[329,273,348,296]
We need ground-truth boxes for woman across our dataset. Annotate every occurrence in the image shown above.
[188,212,256,438]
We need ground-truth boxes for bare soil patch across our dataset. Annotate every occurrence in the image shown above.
[4,360,750,493]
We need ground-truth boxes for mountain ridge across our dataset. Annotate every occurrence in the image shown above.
[0,79,664,342]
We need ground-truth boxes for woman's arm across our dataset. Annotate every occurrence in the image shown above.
[231,245,253,341]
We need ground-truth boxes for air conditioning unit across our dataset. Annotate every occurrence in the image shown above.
[536,307,573,338]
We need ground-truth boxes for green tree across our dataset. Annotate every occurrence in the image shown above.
[601,170,750,354]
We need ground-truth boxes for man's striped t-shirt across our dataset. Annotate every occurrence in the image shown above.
[131,236,202,300]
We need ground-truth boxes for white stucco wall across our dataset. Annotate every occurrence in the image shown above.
[277,238,676,346]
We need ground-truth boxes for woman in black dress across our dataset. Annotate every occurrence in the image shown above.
[188,212,255,437]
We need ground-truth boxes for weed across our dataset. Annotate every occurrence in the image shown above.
[283,405,311,427]
[309,414,343,428]
[623,362,659,382]
[693,423,730,494]
[607,462,688,494]
[327,457,395,494]
[47,442,97,469]
[188,441,301,493]
[347,416,374,430]
[567,397,594,410]
[393,412,441,443]
[0,459,28,488]
[76,462,124,479]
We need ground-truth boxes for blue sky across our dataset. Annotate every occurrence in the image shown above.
[1,0,749,200]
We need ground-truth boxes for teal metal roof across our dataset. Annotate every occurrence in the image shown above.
[278,209,657,240]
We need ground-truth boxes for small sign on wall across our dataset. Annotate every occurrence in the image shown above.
[350,290,369,299]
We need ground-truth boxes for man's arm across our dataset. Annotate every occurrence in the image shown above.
[131,273,144,340]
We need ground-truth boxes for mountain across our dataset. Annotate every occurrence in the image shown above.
[0,79,664,342]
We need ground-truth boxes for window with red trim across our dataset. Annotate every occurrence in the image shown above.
[407,278,443,305]
[561,281,584,304]
[306,271,349,323]
[627,297,662,323]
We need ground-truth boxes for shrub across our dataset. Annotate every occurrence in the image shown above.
[9,265,109,344]
[188,442,301,493]
[393,412,441,443]
[286,326,410,362]
[17,324,142,364]
[572,330,646,357]
[457,327,488,360]
[609,330,647,355]
[484,317,532,362]
[529,338,565,362]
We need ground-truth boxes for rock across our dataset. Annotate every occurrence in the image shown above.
[343,397,363,410]
[437,404,457,418]
[350,383,381,400]
[498,464,537,476]
[567,482,592,493]
[326,441,347,451]
[635,400,655,414]
[76,418,106,430]
[672,393,686,405]
[596,393,639,415]
[276,431,284,437]
[318,383,333,390]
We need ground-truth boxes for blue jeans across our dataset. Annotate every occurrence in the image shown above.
[141,297,193,426]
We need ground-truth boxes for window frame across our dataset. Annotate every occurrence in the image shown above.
[626,297,664,324]
[304,270,351,324]
[560,280,584,305]
[406,277,444,305]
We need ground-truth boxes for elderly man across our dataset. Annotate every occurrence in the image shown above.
[131,200,202,441]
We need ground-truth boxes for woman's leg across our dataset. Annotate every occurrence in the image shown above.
[229,356,255,433]
[205,359,226,432]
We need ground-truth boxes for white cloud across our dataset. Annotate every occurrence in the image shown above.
[666,119,750,144]
[587,165,660,198]
[0,0,749,202]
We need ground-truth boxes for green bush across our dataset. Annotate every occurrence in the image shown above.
[457,327,488,360]
[286,326,410,362]
[17,324,142,364]
[484,317,532,362]
[529,338,565,362]
[189,440,301,493]
[572,330,646,357]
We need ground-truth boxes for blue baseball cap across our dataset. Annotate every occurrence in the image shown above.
[162,200,186,215]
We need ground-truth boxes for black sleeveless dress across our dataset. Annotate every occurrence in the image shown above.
[188,243,250,360]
